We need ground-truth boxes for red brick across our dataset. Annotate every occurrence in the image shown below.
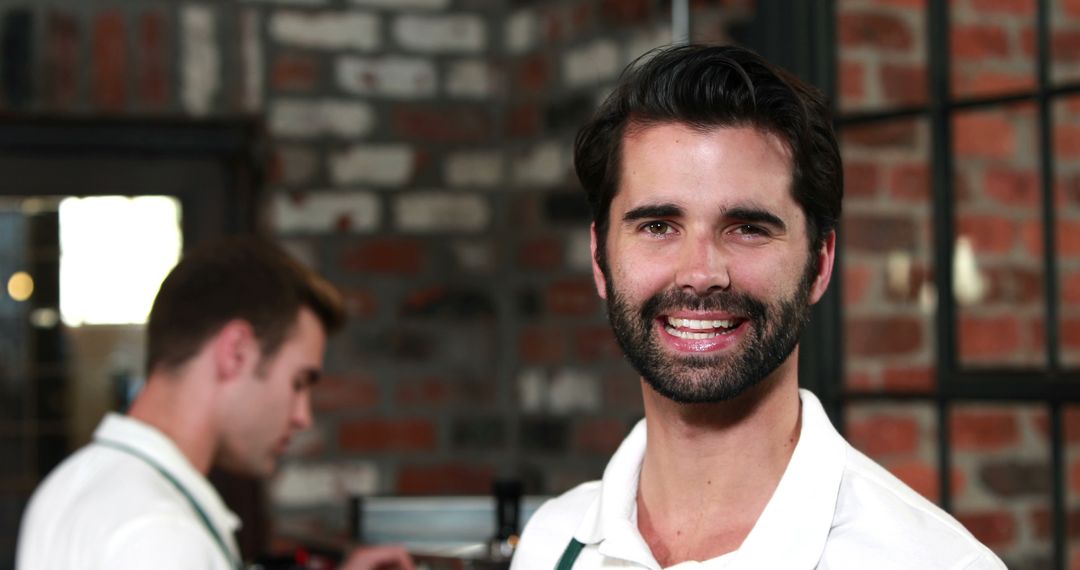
[955,71,1035,98]
[843,263,874,306]
[396,377,452,407]
[838,12,915,51]
[848,414,920,456]
[393,105,493,143]
[604,371,645,410]
[839,60,866,103]
[341,288,377,318]
[574,325,623,361]
[957,214,1018,254]
[342,239,425,276]
[1066,0,1080,17]
[971,0,1035,13]
[1064,318,1080,350]
[844,214,917,253]
[1030,507,1080,540]
[507,103,541,138]
[843,160,880,199]
[882,366,935,391]
[1051,30,1080,63]
[843,120,919,149]
[955,511,1017,548]
[45,12,80,108]
[881,63,927,106]
[546,279,600,316]
[600,0,652,23]
[845,370,874,390]
[272,53,319,92]
[951,25,1010,60]
[574,418,628,454]
[312,374,380,413]
[1057,125,1080,158]
[1021,219,1044,256]
[886,460,939,502]
[890,162,930,201]
[1060,220,1080,255]
[519,326,567,364]
[519,237,563,270]
[137,11,169,108]
[953,113,1016,159]
[951,409,1020,451]
[93,11,127,111]
[983,167,1039,207]
[846,316,923,357]
[515,55,551,92]
[340,419,436,452]
[1063,271,1080,306]
[397,462,495,495]
[959,315,1023,360]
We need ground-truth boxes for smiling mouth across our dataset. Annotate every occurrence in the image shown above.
[662,316,744,339]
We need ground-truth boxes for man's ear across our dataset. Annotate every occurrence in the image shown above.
[590,223,608,300]
[212,319,259,383]
[808,231,837,305]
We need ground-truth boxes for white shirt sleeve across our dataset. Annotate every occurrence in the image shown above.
[102,515,235,570]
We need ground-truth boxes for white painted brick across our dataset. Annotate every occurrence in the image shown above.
[564,39,620,88]
[240,10,263,112]
[270,11,380,51]
[444,150,503,188]
[550,368,601,414]
[241,0,328,4]
[271,461,378,507]
[393,14,486,53]
[624,24,672,66]
[566,228,593,272]
[271,190,380,233]
[513,141,567,188]
[394,192,490,233]
[518,368,547,413]
[505,9,537,55]
[181,6,220,116]
[349,0,449,9]
[269,99,375,139]
[330,145,414,186]
[445,59,497,99]
[450,240,495,273]
[337,56,437,99]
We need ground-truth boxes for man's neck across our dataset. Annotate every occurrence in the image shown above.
[636,365,802,567]
[127,364,219,475]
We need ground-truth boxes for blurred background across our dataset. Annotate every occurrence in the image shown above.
[0,0,1078,568]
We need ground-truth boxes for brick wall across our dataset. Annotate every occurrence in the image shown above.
[839,0,1080,566]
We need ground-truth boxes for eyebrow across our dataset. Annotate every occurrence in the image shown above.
[723,207,787,232]
[622,203,684,223]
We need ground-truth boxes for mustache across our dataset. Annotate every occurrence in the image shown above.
[638,288,768,322]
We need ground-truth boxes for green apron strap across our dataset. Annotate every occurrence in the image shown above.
[96,438,244,570]
[556,538,586,570]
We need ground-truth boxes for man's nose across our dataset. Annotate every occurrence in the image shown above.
[292,391,313,430]
[674,233,731,295]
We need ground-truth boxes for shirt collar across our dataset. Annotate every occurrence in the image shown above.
[93,413,243,546]
[573,389,846,569]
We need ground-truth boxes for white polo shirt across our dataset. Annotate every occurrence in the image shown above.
[512,390,1005,570]
[16,413,242,570]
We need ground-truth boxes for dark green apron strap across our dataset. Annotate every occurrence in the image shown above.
[556,538,586,570]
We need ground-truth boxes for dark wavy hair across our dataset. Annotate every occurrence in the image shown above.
[574,44,842,275]
[146,235,345,374]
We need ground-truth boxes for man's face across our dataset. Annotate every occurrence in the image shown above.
[217,307,326,477]
[592,123,833,403]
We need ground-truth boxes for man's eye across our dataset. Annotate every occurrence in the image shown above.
[643,221,673,235]
[734,224,768,236]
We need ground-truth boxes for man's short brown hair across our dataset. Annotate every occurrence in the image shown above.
[145,235,346,374]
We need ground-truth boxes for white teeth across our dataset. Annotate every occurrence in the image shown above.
[666,317,734,330]
[666,327,721,340]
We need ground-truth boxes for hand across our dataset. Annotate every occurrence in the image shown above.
[339,545,415,570]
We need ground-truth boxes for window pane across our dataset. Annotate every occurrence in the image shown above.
[951,0,1036,99]
[953,105,1047,368]
[1055,96,1080,369]
[951,403,1051,567]
[841,118,937,392]
[836,0,928,113]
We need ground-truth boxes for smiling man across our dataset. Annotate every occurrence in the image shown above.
[511,45,1004,570]
[17,237,412,570]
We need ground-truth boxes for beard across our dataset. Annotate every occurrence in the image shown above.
[604,254,818,404]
